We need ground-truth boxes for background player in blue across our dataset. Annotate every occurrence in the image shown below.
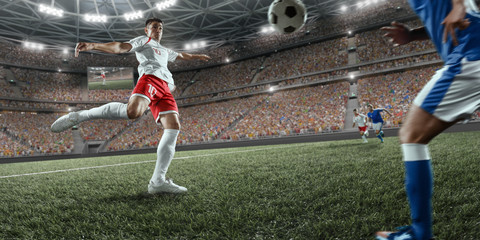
[376,0,480,239]
[367,104,391,143]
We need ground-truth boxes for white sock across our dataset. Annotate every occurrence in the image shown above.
[362,135,367,141]
[150,129,180,184]
[78,102,128,121]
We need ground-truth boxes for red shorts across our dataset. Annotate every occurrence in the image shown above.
[358,126,367,132]
[132,74,178,123]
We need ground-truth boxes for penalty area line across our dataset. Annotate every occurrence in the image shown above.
[0,145,293,179]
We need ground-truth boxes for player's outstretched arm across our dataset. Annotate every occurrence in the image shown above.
[381,22,429,46]
[75,42,132,57]
[177,52,211,61]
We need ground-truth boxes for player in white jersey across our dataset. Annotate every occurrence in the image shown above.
[101,71,106,86]
[51,18,211,194]
[352,108,369,143]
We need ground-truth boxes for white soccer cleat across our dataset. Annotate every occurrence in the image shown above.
[51,112,81,133]
[148,179,187,194]
[363,140,368,143]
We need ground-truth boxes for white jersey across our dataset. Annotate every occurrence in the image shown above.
[128,36,178,86]
[353,113,367,127]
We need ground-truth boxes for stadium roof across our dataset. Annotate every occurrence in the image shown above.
[0,0,363,51]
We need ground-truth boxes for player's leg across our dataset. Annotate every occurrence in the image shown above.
[361,131,368,143]
[395,105,455,240]
[51,102,132,133]
[374,123,384,143]
[376,60,480,239]
[148,113,186,194]
[51,95,149,133]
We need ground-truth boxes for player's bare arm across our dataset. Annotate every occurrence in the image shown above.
[384,108,392,117]
[442,0,470,45]
[75,42,132,57]
[177,52,211,61]
[381,22,429,46]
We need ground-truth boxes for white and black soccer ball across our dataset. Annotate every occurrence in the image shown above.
[268,0,307,34]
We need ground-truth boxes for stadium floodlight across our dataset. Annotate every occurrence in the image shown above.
[84,14,107,23]
[63,48,68,54]
[39,4,64,17]
[184,40,207,50]
[124,10,143,21]
[340,5,348,12]
[24,41,44,50]
[156,0,176,11]
[348,30,352,35]
[349,74,355,79]
[260,26,275,34]
[225,58,230,63]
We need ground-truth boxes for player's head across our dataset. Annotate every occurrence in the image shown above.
[368,104,374,112]
[145,18,164,41]
[353,108,358,116]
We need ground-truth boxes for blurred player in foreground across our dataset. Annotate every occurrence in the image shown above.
[376,0,480,239]
[352,108,369,143]
[51,18,210,194]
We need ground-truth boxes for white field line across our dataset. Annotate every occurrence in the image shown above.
[0,145,294,179]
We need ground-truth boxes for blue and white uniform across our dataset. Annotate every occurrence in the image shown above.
[368,108,385,131]
[411,0,480,122]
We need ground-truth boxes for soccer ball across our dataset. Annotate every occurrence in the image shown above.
[268,0,307,34]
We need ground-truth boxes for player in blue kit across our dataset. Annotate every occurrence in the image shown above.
[376,0,480,239]
[367,104,391,143]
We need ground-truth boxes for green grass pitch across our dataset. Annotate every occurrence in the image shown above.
[0,132,479,239]
[88,79,133,90]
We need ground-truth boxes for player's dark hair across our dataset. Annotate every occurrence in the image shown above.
[145,18,163,27]
[353,108,357,112]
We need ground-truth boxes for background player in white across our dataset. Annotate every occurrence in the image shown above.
[51,18,211,194]
[352,108,369,143]
[101,71,106,86]
[376,0,480,239]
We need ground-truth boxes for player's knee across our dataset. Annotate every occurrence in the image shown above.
[126,108,142,119]
[399,125,422,144]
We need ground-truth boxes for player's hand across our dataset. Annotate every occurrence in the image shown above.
[381,21,412,46]
[197,54,211,61]
[442,2,470,46]
[75,42,94,57]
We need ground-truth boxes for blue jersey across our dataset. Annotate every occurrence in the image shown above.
[408,0,480,65]
[368,109,384,124]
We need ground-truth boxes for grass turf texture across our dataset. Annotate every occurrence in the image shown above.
[88,79,133,90]
[0,131,479,239]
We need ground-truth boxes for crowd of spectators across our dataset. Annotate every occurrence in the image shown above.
[0,100,70,111]
[359,52,441,73]
[357,65,440,127]
[88,89,131,102]
[106,114,161,151]
[10,67,83,101]
[181,57,264,96]
[0,112,74,155]
[80,119,134,141]
[256,38,348,82]
[0,130,35,157]
[221,82,349,141]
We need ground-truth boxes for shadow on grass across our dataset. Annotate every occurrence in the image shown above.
[101,191,187,203]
